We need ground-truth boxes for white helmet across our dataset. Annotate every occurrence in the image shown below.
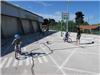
[14,34,20,39]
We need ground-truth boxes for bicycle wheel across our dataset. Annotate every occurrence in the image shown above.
[67,38,72,43]
[63,37,67,42]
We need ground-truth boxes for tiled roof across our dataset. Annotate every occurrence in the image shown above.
[80,25,98,30]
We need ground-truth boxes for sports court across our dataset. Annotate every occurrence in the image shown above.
[1,31,100,75]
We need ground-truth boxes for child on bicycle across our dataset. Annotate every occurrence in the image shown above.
[65,32,69,39]
[11,34,22,59]
[63,31,72,43]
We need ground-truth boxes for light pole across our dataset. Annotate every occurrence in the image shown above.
[66,13,69,32]
[61,12,69,36]
[61,20,63,37]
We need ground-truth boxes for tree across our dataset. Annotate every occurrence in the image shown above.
[48,19,56,26]
[68,20,76,32]
[43,18,49,25]
[75,11,84,26]
[83,21,89,25]
[42,18,49,31]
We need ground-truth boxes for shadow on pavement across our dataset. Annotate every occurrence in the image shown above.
[15,48,53,75]
[1,31,56,56]
[80,41,94,45]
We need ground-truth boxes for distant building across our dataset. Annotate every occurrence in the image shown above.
[1,1,43,38]
[80,25,98,30]
[79,25,99,34]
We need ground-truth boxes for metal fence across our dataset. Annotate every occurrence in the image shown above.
[49,23,100,35]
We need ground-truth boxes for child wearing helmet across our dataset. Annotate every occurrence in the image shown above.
[11,34,22,59]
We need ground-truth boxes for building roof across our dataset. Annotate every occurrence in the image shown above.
[1,1,43,19]
[80,25,98,30]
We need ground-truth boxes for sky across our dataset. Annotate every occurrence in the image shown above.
[6,0,100,24]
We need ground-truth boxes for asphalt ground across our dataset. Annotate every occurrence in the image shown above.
[1,31,100,75]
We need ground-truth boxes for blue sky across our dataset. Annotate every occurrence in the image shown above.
[7,1,100,24]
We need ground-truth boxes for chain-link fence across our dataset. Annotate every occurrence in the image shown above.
[48,22,100,35]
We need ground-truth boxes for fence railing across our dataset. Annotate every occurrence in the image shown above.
[49,24,100,35]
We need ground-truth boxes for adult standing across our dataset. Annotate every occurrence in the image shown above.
[76,27,81,46]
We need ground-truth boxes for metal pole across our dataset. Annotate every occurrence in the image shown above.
[61,12,63,37]
[67,1,69,32]
[61,20,63,37]
[66,13,69,32]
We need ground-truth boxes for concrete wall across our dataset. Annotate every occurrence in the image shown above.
[1,2,20,17]
[31,21,38,32]
[21,19,32,34]
[1,1,43,38]
[1,15,19,37]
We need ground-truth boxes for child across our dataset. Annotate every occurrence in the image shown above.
[65,32,69,39]
[64,32,69,42]
[11,34,22,59]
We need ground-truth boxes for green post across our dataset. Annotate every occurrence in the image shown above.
[62,12,69,32]
[66,13,69,32]
[61,20,63,37]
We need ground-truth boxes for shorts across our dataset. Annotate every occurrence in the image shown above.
[77,35,81,40]
[14,45,21,52]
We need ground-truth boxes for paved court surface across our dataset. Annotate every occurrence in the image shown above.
[1,31,100,75]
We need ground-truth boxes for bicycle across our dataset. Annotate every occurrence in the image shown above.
[63,32,72,43]
[63,37,72,43]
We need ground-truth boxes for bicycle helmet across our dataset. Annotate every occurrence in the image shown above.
[14,34,20,39]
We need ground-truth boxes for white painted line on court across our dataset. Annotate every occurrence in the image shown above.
[76,51,99,55]
[40,44,50,53]
[31,57,36,64]
[25,58,31,66]
[18,60,24,66]
[40,44,67,75]
[42,56,48,62]
[0,57,8,68]
[23,47,27,51]
[30,58,33,64]
[63,67,98,74]
[37,57,43,63]
[59,49,77,69]
[5,57,13,68]
[12,59,18,67]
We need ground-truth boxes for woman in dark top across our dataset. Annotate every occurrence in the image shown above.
[76,27,81,46]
